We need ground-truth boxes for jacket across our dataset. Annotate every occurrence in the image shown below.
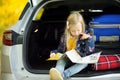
[51,30,95,57]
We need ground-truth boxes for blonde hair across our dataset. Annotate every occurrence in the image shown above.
[65,12,85,48]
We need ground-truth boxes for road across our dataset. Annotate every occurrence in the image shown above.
[0,49,1,78]
[0,49,13,80]
[2,73,13,80]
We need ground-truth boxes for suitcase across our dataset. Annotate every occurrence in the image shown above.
[89,14,120,54]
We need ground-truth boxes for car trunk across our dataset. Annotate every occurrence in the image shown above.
[25,0,120,77]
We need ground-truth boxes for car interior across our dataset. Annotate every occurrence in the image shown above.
[25,0,120,77]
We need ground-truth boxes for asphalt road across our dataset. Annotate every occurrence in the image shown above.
[0,49,1,78]
[2,73,13,80]
[0,50,13,80]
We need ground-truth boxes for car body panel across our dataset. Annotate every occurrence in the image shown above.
[28,0,42,6]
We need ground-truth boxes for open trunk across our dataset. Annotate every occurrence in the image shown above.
[25,0,120,77]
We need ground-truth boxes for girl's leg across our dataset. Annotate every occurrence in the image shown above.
[63,63,88,79]
[55,54,70,74]
[50,54,70,80]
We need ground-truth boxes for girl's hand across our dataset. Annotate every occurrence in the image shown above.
[80,33,91,40]
[50,53,56,58]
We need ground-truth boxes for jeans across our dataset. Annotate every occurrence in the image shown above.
[55,54,88,79]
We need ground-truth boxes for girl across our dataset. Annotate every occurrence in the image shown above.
[49,12,95,80]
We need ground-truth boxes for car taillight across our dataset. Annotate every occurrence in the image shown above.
[3,30,13,46]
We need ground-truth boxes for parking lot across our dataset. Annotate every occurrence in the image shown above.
[0,50,1,80]
[2,73,13,80]
[0,50,13,80]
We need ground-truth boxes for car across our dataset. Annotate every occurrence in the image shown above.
[1,0,120,80]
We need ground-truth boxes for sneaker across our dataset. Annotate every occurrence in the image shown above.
[49,68,63,80]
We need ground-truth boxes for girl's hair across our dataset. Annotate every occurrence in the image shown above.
[65,12,85,48]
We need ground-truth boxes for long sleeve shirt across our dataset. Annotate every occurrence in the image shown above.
[51,30,95,57]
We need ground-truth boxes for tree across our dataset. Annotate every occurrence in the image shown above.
[0,0,27,46]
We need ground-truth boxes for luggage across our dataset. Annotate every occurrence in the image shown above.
[89,14,120,54]
[90,14,120,42]
[90,14,120,24]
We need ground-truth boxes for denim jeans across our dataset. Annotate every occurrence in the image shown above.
[55,54,88,79]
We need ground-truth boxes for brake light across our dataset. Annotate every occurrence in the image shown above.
[3,30,13,46]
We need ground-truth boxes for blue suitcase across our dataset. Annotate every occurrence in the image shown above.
[90,14,120,42]
[89,14,120,54]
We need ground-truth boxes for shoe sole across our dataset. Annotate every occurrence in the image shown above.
[50,68,63,80]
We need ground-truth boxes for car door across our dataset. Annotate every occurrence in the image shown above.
[28,0,42,6]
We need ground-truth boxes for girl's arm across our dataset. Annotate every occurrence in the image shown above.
[85,36,95,54]
[50,35,66,54]
[76,33,95,57]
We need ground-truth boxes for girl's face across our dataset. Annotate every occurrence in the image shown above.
[69,23,82,37]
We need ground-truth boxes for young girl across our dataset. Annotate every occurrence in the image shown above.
[49,12,95,80]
